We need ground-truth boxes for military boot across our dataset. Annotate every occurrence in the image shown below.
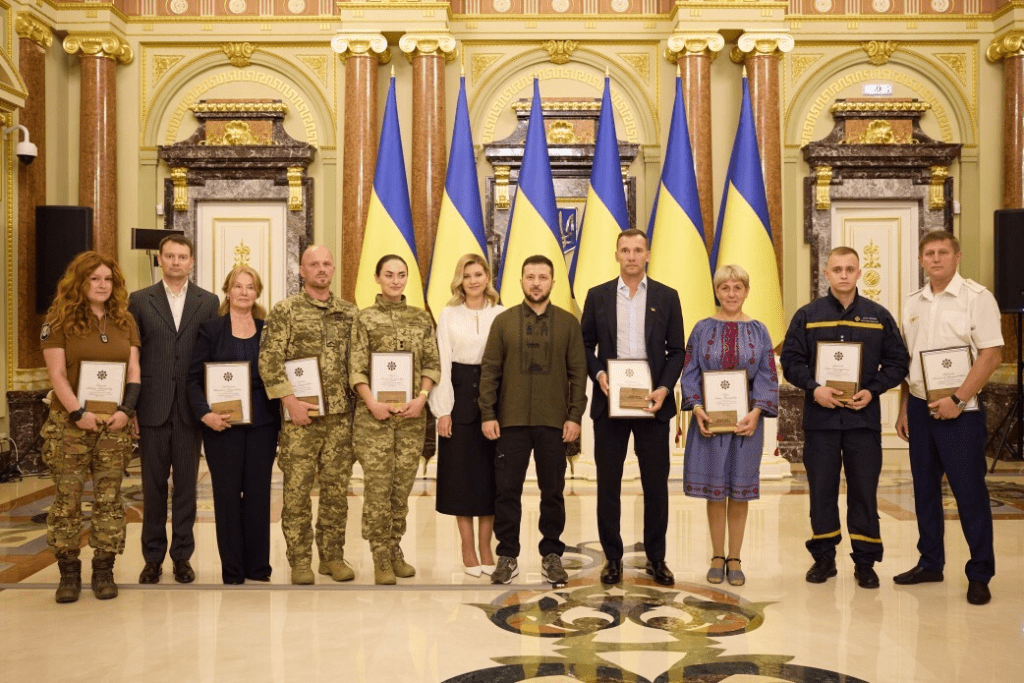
[373,549,396,585]
[91,551,119,600]
[55,558,82,604]
[318,560,355,582]
[390,546,416,578]
[291,563,315,585]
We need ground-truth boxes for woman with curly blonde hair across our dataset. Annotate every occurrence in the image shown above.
[40,251,141,604]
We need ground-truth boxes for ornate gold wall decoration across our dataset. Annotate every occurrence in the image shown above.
[987,31,1024,63]
[233,239,251,266]
[288,167,303,211]
[791,54,823,83]
[191,101,289,114]
[472,54,502,84]
[815,165,833,210]
[332,32,391,65]
[935,53,967,86]
[494,165,510,210]
[542,40,579,65]
[399,33,458,63]
[172,167,188,211]
[222,42,256,68]
[63,33,134,64]
[862,240,881,269]
[857,120,899,144]
[617,53,650,83]
[929,165,947,209]
[201,120,274,146]
[664,32,725,64]
[546,120,577,144]
[862,40,899,66]
[154,55,184,83]
[297,54,328,86]
[15,13,52,49]
[861,269,882,302]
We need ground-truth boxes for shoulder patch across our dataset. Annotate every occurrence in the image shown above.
[963,278,986,294]
[40,322,51,341]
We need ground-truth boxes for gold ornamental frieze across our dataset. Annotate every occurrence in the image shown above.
[201,120,275,146]
[332,32,391,65]
[15,13,53,49]
[664,32,724,64]
[987,31,1024,63]
[830,101,930,114]
[511,100,601,113]
[190,102,289,114]
[223,42,256,68]
[862,41,898,66]
[63,33,134,65]
[399,34,458,63]
[543,40,579,65]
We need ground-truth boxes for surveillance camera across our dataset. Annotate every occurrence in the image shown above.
[16,140,37,165]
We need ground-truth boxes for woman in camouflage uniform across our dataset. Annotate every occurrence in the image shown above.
[350,255,441,584]
[40,251,141,603]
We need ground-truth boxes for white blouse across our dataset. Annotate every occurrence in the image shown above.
[428,302,504,418]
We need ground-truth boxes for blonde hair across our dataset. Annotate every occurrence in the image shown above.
[45,251,133,337]
[447,253,499,307]
[713,264,750,290]
[218,265,267,319]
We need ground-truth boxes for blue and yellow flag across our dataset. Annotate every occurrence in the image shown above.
[570,76,628,306]
[497,79,573,310]
[647,76,715,342]
[426,76,488,321]
[711,73,785,345]
[355,76,424,309]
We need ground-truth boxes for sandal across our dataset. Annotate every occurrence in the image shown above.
[726,557,745,586]
[706,556,726,584]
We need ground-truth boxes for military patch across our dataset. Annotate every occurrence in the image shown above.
[40,322,51,341]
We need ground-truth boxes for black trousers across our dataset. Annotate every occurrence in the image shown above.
[593,416,670,562]
[907,396,994,581]
[494,426,566,558]
[139,418,203,563]
[803,428,883,565]
[203,422,278,583]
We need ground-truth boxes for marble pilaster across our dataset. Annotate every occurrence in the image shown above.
[15,14,51,369]
[987,32,1024,209]
[63,34,133,259]
[666,33,724,252]
[333,32,390,302]
[400,34,457,282]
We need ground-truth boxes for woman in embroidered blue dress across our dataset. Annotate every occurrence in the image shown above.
[680,264,779,586]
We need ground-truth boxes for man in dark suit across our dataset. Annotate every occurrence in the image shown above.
[580,228,685,586]
[129,235,219,584]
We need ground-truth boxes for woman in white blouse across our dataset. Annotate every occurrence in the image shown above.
[428,253,504,576]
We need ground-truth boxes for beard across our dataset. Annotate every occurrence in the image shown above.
[523,288,551,304]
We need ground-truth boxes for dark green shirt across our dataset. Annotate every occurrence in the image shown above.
[478,302,588,429]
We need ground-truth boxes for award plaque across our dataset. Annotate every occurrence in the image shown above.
[205,361,252,424]
[921,346,979,411]
[283,356,325,421]
[702,370,750,433]
[371,352,414,408]
[76,360,127,421]
[815,341,863,403]
[606,359,655,419]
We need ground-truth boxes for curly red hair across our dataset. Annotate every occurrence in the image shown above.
[45,251,133,337]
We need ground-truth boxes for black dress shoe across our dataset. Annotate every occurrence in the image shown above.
[173,560,195,584]
[893,566,944,585]
[645,560,675,586]
[600,560,623,585]
[967,580,991,605]
[854,564,880,589]
[139,562,162,584]
[805,558,837,584]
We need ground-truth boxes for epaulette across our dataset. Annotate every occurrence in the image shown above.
[907,285,926,298]
[963,278,987,294]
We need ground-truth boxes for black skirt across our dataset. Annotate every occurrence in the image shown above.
[436,362,496,516]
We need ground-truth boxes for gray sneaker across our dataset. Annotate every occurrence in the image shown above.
[490,556,519,585]
[541,553,569,587]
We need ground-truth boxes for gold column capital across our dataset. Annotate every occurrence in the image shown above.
[399,33,458,63]
[223,42,256,68]
[730,32,794,64]
[987,31,1024,63]
[664,32,724,64]
[15,13,53,49]
[63,33,133,65]
[542,40,579,65]
[332,32,392,65]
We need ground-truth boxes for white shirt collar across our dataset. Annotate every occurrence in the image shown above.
[617,275,648,292]
[163,279,189,298]
[922,271,964,300]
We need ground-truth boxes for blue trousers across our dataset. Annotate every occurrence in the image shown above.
[907,396,994,582]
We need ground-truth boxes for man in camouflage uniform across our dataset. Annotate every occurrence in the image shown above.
[258,245,359,584]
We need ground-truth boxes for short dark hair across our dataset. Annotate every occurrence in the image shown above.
[616,228,648,249]
[159,234,194,257]
[919,230,960,256]
[827,246,859,262]
[375,254,407,276]
[521,254,554,275]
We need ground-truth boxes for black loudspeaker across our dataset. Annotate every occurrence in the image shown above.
[36,205,93,314]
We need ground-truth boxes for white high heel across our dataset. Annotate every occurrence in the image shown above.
[464,565,483,578]
[480,564,497,576]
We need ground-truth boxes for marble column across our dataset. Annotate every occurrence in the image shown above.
[987,32,1024,209]
[399,34,457,281]
[63,34,133,259]
[732,33,794,281]
[333,32,391,302]
[15,14,51,369]
[666,33,724,253]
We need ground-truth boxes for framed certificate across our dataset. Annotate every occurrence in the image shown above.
[606,359,654,419]
[815,341,863,403]
[702,370,750,433]
[205,362,252,425]
[371,352,414,408]
[283,356,324,421]
[921,346,979,411]
[77,360,127,420]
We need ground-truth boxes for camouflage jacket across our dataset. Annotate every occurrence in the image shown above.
[259,290,358,415]
[350,294,441,395]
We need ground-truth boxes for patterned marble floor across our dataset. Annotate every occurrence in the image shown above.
[1,454,1023,683]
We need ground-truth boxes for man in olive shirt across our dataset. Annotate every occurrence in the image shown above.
[479,255,588,587]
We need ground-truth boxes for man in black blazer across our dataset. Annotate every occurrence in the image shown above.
[129,235,219,584]
[580,228,685,586]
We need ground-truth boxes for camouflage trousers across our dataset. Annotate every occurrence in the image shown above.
[277,412,355,567]
[40,408,131,560]
[353,406,426,553]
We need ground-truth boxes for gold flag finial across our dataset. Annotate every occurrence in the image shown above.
[605,65,610,78]
[742,65,748,78]
[391,64,395,78]
[677,63,681,78]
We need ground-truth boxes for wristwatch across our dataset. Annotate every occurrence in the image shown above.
[949,393,967,412]
[69,408,86,422]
